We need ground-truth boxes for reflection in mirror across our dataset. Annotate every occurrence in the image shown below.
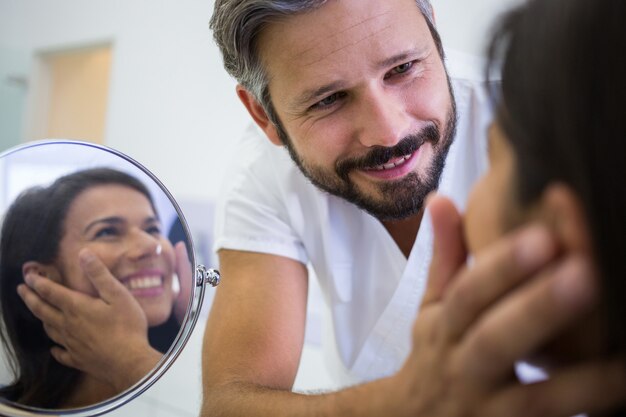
[0,141,200,415]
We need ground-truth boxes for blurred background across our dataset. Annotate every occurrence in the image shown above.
[0,0,522,415]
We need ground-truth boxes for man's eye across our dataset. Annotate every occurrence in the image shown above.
[385,61,414,79]
[312,92,345,110]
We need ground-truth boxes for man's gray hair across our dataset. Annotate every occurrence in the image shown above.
[210,0,441,118]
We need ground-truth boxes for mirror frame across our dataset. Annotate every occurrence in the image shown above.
[0,139,218,417]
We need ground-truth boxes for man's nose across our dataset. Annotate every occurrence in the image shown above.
[354,87,411,148]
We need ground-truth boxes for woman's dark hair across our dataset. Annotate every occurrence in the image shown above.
[487,0,626,397]
[0,167,171,408]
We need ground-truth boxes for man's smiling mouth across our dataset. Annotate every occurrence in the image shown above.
[364,153,413,171]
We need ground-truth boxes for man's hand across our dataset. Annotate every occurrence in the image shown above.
[393,195,626,417]
[201,193,626,417]
[18,248,162,392]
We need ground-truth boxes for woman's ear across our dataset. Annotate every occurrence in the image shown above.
[538,183,592,254]
[236,85,283,146]
[22,261,62,284]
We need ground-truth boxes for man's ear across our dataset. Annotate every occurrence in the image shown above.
[22,261,62,284]
[537,183,592,254]
[236,85,283,146]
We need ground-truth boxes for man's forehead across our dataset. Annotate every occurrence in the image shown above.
[259,0,424,68]
[293,11,396,67]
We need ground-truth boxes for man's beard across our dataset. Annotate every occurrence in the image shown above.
[274,102,457,221]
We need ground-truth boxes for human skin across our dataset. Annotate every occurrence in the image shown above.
[464,122,609,369]
[237,0,453,254]
[52,184,176,326]
[200,0,626,416]
[16,185,178,404]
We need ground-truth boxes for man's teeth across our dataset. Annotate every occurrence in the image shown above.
[371,154,412,171]
[126,276,162,290]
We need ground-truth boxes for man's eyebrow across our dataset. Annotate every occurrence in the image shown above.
[83,217,124,234]
[375,49,423,71]
[290,81,347,110]
[289,48,426,110]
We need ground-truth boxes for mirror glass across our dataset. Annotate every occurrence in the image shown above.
[0,140,211,416]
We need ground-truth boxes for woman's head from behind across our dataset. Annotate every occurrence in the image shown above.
[465,0,626,364]
[0,167,176,406]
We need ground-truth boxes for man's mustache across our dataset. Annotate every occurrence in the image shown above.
[336,124,440,180]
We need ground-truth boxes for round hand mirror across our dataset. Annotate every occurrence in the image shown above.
[0,140,219,416]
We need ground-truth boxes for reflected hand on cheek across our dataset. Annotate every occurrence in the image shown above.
[18,249,162,395]
[56,185,177,327]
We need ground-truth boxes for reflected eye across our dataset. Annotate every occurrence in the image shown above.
[146,225,162,236]
[94,226,119,239]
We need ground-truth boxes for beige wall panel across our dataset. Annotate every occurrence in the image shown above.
[45,46,111,144]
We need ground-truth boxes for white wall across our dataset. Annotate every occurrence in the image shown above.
[0,0,248,204]
[432,0,525,57]
[0,1,524,415]
[0,0,523,204]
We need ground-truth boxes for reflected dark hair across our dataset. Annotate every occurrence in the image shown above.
[487,0,626,398]
[0,168,156,408]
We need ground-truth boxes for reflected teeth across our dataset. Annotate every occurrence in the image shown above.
[371,154,412,171]
[126,276,162,290]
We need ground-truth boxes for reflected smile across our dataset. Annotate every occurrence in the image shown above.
[121,269,166,297]
[125,275,163,290]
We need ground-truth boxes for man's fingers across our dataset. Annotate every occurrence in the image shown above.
[79,249,128,304]
[442,224,558,340]
[484,358,626,417]
[17,282,65,328]
[421,195,467,308]
[456,256,597,383]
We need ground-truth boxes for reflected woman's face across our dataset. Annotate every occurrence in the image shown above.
[55,184,176,327]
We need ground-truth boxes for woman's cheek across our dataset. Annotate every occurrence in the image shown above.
[464,180,504,255]
[160,240,177,273]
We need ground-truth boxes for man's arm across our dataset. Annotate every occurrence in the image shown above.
[200,198,626,417]
[201,249,405,417]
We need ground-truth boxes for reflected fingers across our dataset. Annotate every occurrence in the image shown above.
[79,249,128,305]
[50,345,76,369]
[22,271,87,313]
[17,282,64,328]
[42,322,66,349]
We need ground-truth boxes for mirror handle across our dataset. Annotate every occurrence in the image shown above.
[196,265,221,287]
